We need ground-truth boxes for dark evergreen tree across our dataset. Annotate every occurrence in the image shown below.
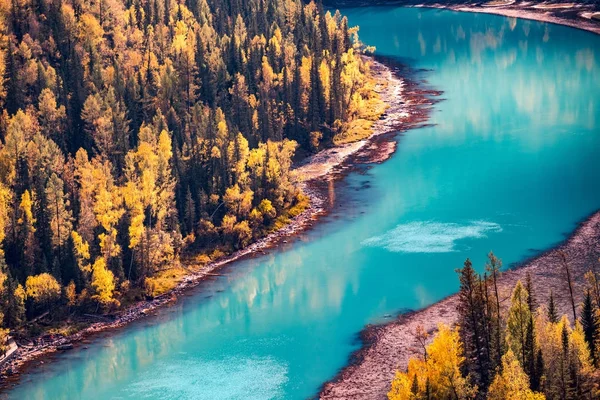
[526,272,537,313]
[456,258,491,390]
[533,348,544,392]
[580,290,599,367]
[524,315,537,390]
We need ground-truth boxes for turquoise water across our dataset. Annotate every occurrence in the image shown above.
[6,8,600,400]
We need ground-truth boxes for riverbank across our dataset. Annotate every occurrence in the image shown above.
[0,57,438,384]
[442,2,600,35]
[320,212,600,399]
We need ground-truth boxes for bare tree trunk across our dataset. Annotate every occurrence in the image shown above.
[559,250,577,322]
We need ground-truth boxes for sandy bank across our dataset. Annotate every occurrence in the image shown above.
[0,57,438,385]
[320,212,600,399]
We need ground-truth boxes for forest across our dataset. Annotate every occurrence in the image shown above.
[388,253,600,400]
[0,0,384,340]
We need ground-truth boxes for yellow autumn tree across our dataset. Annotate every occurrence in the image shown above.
[0,48,5,106]
[65,280,77,307]
[0,182,11,248]
[506,280,531,366]
[123,125,176,279]
[25,273,61,310]
[299,55,312,115]
[319,57,331,110]
[91,257,117,309]
[487,350,545,400]
[536,314,594,398]
[388,324,476,400]
[0,319,9,357]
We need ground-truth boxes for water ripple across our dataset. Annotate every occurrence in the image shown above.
[362,220,502,253]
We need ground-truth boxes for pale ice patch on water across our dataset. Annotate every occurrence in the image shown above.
[124,356,288,399]
[362,220,502,253]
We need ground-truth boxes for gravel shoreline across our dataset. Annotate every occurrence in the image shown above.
[442,2,600,35]
[0,57,436,385]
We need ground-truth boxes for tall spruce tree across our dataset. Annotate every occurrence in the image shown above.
[506,281,531,368]
[580,290,599,367]
[456,258,491,388]
[486,251,504,368]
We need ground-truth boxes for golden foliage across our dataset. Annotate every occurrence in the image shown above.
[25,273,61,304]
[487,350,545,400]
[388,324,476,400]
[91,258,116,307]
[0,182,11,246]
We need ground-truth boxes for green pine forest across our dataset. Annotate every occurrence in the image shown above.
[0,0,385,339]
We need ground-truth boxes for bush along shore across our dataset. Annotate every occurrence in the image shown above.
[0,56,440,383]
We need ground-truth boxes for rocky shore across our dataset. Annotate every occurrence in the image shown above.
[0,57,438,384]
[320,212,600,399]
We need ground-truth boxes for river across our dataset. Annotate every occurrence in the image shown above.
[6,7,600,400]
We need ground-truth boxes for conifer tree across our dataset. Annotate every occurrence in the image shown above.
[580,290,599,367]
[506,281,531,367]
[486,252,504,368]
[45,173,73,266]
[456,258,491,388]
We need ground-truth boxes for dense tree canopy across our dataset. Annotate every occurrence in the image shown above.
[0,0,383,330]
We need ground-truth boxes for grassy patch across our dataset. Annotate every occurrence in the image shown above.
[332,93,387,145]
[333,118,375,145]
[47,322,89,337]
[270,194,310,232]
[144,265,190,297]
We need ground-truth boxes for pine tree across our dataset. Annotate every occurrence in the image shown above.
[526,272,537,313]
[524,315,537,390]
[506,280,531,367]
[486,251,504,368]
[533,348,544,392]
[580,290,599,367]
[45,173,73,265]
[456,258,491,388]
[560,322,575,399]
